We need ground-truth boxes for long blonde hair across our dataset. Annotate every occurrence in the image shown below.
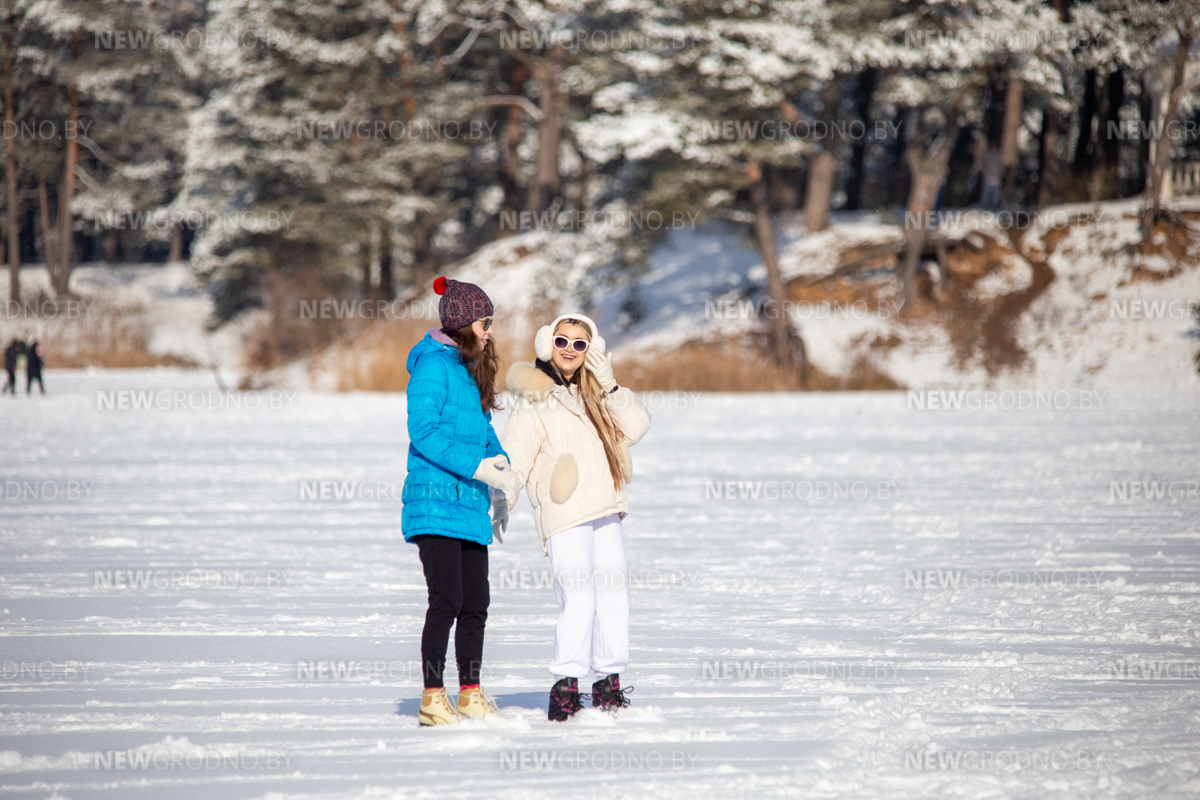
[554,319,626,490]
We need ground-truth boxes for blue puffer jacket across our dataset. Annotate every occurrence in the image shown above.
[401,331,506,545]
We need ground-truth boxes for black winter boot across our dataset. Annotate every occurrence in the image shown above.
[591,673,632,711]
[548,677,584,722]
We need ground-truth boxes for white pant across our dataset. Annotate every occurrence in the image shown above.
[545,514,629,681]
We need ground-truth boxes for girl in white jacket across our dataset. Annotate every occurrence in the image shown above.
[500,314,651,721]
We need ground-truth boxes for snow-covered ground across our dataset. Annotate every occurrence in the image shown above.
[2,370,1199,798]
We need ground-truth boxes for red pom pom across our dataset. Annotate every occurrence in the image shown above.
[433,277,448,295]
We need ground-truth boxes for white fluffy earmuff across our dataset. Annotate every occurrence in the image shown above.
[534,314,605,362]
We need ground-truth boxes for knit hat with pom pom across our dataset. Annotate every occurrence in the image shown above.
[433,277,494,332]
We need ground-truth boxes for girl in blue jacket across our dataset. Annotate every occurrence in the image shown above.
[402,277,521,726]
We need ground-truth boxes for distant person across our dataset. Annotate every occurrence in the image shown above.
[2,339,16,395]
[14,340,26,386]
[25,341,44,395]
[980,142,1003,209]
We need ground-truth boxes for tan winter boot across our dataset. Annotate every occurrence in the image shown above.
[418,688,460,727]
[456,685,500,719]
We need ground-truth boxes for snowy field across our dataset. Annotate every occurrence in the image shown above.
[2,369,1199,799]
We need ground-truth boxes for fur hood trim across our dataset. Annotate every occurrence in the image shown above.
[506,361,557,402]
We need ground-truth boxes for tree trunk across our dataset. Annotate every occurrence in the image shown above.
[1000,78,1023,204]
[54,27,82,296]
[1036,0,1065,208]
[845,68,876,211]
[748,162,806,376]
[392,10,416,122]
[1141,22,1196,255]
[379,221,393,300]
[1037,108,1060,207]
[892,107,910,207]
[168,224,183,262]
[1096,69,1124,200]
[803,151,835,232]
[1072,69,1098,177]
[900,122,960,311]
[37,177,54,269]
[500,59,527,227]
[1137,78,1153,193]
[4,21,18,304]
[529,47,564,215]
[801,81,839,232]
[102,232,117,263]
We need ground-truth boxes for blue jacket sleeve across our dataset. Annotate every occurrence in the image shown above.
[484,413,507,460]
[407,354,483,480]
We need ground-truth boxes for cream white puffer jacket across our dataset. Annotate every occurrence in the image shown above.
[501,361,652,553]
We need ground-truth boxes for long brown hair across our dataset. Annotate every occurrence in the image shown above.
[554,319,626,489]
[446,325,501,413]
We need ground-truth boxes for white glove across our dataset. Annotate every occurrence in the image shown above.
[472,454,523,499]
[585,349,617,392]
[490,487,509,543]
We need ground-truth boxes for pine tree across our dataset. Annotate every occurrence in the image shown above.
[574,0,844,373]
[878,0,1071,309]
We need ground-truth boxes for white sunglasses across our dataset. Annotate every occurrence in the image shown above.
[553,335,589,353]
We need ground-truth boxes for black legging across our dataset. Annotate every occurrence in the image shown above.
[27,374,43,394]
[2,370,13,394]
[414,535,489,689]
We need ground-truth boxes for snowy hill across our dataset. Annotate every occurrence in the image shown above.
[5,199,1198,392]
[420,200,1200,392]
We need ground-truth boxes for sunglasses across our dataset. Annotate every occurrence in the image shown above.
[478,317,493,331]
[553,336,589,353]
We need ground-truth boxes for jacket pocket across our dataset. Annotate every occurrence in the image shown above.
[549,454,578,504]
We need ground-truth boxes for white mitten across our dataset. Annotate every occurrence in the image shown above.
[585,349,617,392]
[472,454,523,499]
[490,487,509,543]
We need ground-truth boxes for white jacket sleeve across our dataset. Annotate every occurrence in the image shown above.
[604,387,652,445]
[500,401,546,505]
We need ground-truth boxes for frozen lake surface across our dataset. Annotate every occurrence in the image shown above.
[2,370,1198,798]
